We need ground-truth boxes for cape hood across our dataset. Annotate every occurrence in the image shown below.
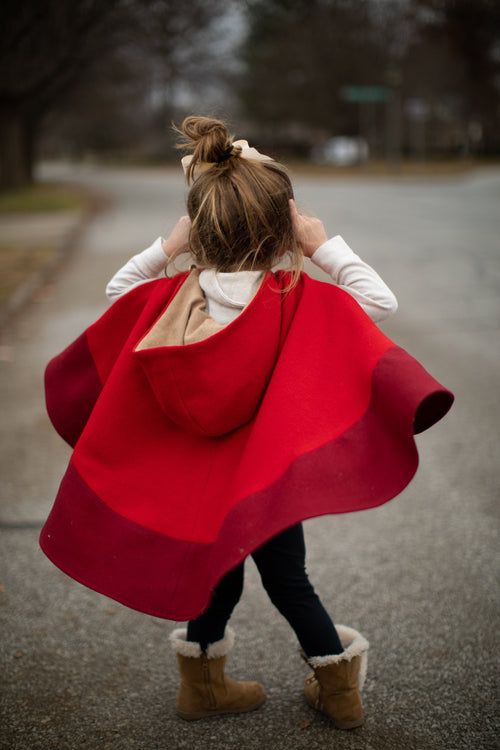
[133,270,279,436]
[40,270,453,621]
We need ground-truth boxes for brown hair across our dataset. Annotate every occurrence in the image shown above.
[173,116,303,283]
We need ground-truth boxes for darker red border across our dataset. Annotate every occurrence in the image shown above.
[40,346,453,620]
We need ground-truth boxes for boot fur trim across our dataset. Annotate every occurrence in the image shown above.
[307,625,369,689]
[169,627,236,659]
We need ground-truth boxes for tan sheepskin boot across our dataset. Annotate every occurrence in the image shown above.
[170,627,266,720]
[303,625,369,730]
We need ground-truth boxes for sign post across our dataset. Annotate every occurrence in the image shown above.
[340,86,391,156]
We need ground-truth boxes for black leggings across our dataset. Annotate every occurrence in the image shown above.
[186,523,343,658]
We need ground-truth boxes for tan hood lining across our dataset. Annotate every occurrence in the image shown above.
[136,271,225,350]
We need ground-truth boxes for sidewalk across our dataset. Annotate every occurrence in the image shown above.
[0,188,102,331]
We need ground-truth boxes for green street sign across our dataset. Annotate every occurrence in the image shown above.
[340,86,391,103]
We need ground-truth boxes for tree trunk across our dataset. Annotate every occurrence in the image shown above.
[0,105,36,191]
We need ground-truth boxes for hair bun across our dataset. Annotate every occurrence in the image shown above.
[178,116,233,170]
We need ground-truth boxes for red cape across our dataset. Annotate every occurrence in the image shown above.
[40,271,453,620]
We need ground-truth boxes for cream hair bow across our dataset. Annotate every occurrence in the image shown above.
[181,140,273,178]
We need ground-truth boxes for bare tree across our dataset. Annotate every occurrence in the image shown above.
[238,0,388,147]
[0,0,229,190]
[403,0,500,153]
[237,0,500,156]
[0,0,124,189]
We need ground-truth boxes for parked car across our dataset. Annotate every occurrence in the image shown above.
[312,137,369,166]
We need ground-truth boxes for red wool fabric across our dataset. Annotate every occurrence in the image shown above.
[40,271,453,620]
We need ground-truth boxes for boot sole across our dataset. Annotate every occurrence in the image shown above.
[177,695,266,721]
[332,716,364,730]
[305,692,364,730]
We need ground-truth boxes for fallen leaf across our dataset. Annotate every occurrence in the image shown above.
[300,720,311,729]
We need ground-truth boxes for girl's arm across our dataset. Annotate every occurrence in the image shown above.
[106,216,191,302]
[310,237,398,323]
[105,236,167,301]
[290,200,397,323]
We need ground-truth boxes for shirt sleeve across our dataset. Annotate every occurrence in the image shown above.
[105,237,168,302]
[310,236,398,322]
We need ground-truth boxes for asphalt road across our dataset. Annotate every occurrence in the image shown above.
[1,163,498,750]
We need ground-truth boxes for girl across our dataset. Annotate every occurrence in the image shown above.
[41,116,453,730]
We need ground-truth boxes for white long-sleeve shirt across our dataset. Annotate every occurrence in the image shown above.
[106,236,397,325]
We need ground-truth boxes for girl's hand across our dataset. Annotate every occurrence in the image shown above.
[289,199,328,258]
[161,215,192,257]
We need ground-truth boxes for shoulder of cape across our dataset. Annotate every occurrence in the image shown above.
[84,274,189,382]
[85,270,371,378]
[93,273,189,327]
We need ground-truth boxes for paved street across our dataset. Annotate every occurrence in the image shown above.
[1,163,498,749]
